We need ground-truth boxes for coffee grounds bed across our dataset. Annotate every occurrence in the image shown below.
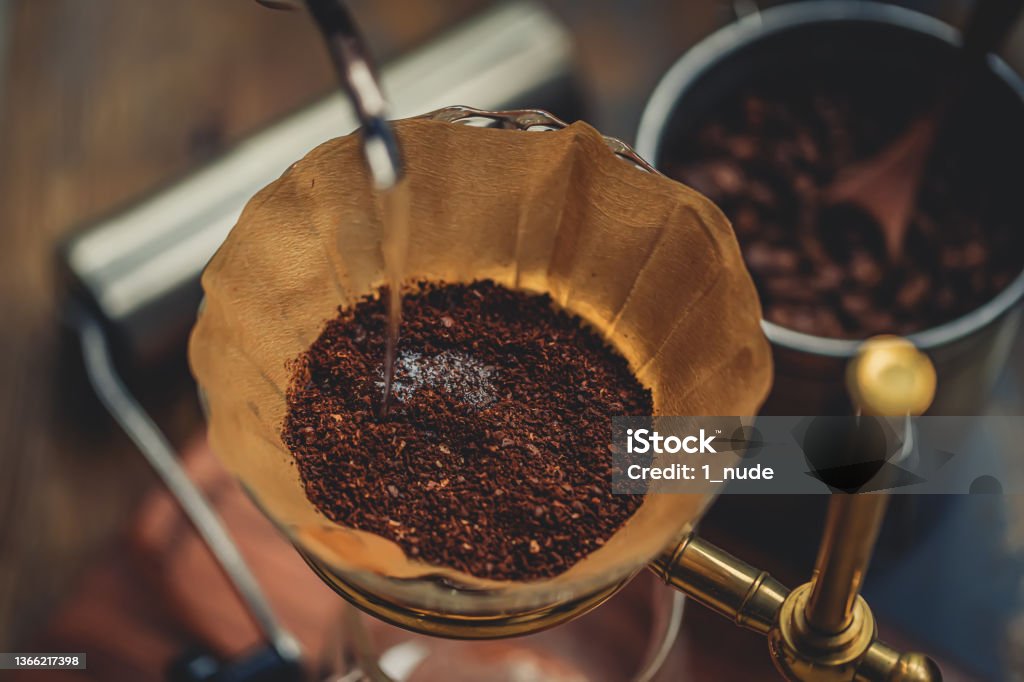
[282,280,652,582]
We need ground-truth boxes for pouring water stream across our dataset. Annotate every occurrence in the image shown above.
[270,0,409,417]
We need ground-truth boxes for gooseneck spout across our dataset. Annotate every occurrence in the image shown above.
[303,0,403,190]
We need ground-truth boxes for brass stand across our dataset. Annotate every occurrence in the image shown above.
[652,529,938,681]
[654,336,941,681]
[307,336,943,680]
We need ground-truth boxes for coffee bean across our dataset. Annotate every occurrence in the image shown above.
[896,274,930,310]
[814,264,844,291]
[849,251,884,288]
[726,135,758,160]
[744,243,798,273]
[733,205,759,235]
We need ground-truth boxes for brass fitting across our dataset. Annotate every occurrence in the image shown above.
[653,534,941,681]
[846,335,936,418]
[769,584,875,681]
[649,534,787,635]
[653,336,943,680]
[769,583,941,681]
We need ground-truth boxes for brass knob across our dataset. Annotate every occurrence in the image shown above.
[846,335,936,417]
[891,653,944,681]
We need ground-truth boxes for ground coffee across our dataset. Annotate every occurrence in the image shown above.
[664,70,1024,339]
[282,281,651,581]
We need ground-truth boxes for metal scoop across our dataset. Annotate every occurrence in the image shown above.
[824,0,1024,261]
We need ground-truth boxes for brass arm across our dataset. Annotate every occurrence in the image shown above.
[649,534,786,635]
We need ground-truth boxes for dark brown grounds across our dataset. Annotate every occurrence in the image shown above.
[282,280,651,581]
[664,69,1024,339]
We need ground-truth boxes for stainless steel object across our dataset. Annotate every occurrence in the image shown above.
[636,1,1024,415]
[303,0,402,191]
[61,1,575,365]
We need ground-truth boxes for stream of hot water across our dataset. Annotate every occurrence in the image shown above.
[378,180,412,417]
[271,0,410,417]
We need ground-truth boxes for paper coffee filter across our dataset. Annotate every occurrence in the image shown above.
[189,115,772,612]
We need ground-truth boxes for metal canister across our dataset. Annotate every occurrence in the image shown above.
[636,0,1024,416]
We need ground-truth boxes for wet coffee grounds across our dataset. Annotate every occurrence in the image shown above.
[664,68,1024,339]
[282,280,651,581]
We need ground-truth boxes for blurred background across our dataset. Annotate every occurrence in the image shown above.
[1,1,1023,680]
